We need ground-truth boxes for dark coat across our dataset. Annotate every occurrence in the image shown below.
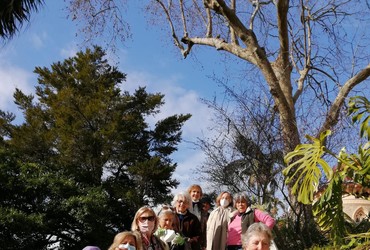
[176,210,202,250]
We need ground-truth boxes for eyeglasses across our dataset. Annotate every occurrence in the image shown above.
[138,216,156,222]
[176,200,185,204]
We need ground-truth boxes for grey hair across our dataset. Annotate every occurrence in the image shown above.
[171,192,192,207]
[234,192,251,206]
[241,222,273,248]
[157,205,175,217]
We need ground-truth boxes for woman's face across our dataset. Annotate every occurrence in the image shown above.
[159,213,174,229]
[190,187,202,201]
[244,233,270,250]
[175,197,189,213]
[236,198,248,213]
[219,192,231,208]
[117,235,136,250]
[137,211,156,235]
[221,192,231,202]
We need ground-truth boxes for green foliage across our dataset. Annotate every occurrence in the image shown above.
[0,46,190,249]
[283,96,370,247]
[273,216,328,250]
[313,174,345,246]
[283,130,333,204]
[349,96,370,141]
[341,220,370,249]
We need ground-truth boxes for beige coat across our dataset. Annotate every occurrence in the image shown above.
[206,206,235,250]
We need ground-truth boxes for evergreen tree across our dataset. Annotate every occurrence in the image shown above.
[0,46,190,249]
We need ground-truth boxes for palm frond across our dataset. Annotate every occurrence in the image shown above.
[0,0,44,39]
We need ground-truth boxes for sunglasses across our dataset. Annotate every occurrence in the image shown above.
[138,216,156,222]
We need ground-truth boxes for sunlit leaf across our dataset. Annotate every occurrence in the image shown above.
[283,130,332,204]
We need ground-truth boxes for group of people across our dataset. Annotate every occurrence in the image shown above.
[84,184,276,250]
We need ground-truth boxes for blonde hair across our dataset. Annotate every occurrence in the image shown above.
[215,191,233,207]
[108,231,143,250]
[131,206,159,233]
[187,184,203,197]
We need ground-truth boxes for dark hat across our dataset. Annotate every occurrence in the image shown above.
[200,196,212,205]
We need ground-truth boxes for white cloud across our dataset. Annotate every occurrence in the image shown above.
[124,69,214,193]
[30,31,47,49]
[171,149,208,193]
[0,61,34,116]
[124,70,213,138]
[60,43,78,59]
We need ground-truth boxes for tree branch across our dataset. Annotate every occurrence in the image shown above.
[179,0,188,37]
[181,36,257,63]
[293,0,312,103]
[230,0,239,45]
[154,0,186,55]
[318,63,370,137]
[205,8,213,38]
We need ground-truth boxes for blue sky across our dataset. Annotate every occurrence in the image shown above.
[0,2,224,193]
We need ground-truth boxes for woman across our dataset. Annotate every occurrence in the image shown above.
[241,223,273,250]
[172,192,202,250]
[227,193,275,250]
[206,191,234,250]
[187,184,203,220]
[156,206,178,246]
[131,206,169,250]
[108,231,143,250]
[157,205,177,230]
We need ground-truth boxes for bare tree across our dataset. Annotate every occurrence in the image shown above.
[142,0,370,246]
[65,0,131,52]
[18,0,369,246]
[148,0,370,151]
[195,80,284,206]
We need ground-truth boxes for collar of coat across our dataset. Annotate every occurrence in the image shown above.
[230,206,252,218]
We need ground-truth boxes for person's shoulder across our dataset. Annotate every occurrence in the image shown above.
[226,206,236,212]
[187,211,199,219]
[186,210,201,223]
[245,207,254,214]
[229,208,238,217]
[209,207,219,214]
[253,208,268,215]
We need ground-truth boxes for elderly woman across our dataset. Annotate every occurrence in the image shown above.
[155,205,179,247]
[226,193,275,250]
[131,206,169,250]
[241,223,273,250]
[172,192,202,250]
[206,191,234,250]
[108,231,143,250]
[157,205,177,231]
